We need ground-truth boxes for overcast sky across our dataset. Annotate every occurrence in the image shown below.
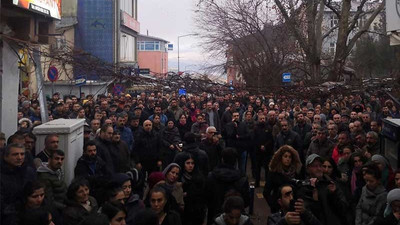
[138,0,206,73]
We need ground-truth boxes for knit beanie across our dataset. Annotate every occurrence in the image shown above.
[384,188,400,217]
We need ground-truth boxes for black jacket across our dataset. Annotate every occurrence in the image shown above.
[94,137,115,173]
[174,143,209,176]
[205,164,250,224]
[0,161,36,225]
[74,155,111,178]
[254,122,274,154]
[199,138,223,171]
[268,210,322,225]
[132,130,162,173]
[225,121,250,153]
[274,130,302,154]
[181,171,207,225]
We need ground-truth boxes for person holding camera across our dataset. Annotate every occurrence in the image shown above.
[300,154,350,225]
[268,184,321,225]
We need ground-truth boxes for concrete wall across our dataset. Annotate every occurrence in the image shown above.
[1,42,19,139]
[62,0,78,17]
[138,51,168,74]
[43,82,109,99]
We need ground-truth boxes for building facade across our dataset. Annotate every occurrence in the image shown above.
[137,34,169,76]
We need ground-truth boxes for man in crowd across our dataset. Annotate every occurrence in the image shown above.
[268,184,321,225]
[275,119,302,158]
[204,101,222,133]
[307,127,335,158]
[200,126,224,171]
[95,124,115,173]
[37,149,67,210]
[36,134,59,164]
[114,113,133,151]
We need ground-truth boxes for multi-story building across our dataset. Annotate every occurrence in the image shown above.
[137,34,169,76]
[1,0,60,137]
[75,0,140,79]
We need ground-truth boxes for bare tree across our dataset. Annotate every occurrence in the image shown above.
[195,0,301,92]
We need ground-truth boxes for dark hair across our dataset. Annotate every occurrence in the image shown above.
[3,143,25,157]
[49,149,64,159]
[132,209,158,225]
[25,132,37,142]
[20,208,51,225]
[221,147,238,166]
[362,163,382,180]
[7,134,25,145]
[67,178,90,200]
[322,157,341,179]
[100,124,112,133]
[395,169,400,177]
[84,140,97,152]
[183,132,196,144]
[105,183,124,202]
[44,134,58,144]
[102,201,127,221]
[223,196,244,213]
[277,184,294,199]
[23,180,45,205]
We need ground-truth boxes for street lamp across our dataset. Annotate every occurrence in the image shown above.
[178,33,198,75]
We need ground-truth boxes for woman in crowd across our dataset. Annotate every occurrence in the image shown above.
[263,145,302,213]
[101,201,127,225]
[371,154,395,191]
[176,114,191,139]
[176,153,207,225]
[63,178,98,225]
[149,186,182,225]
[161,120,182,167]
[20,208,55,225]
[156,163,184,212]
[355,163,388,225]
[152,114,164,135]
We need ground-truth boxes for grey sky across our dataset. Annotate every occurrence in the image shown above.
[138,0,204,72]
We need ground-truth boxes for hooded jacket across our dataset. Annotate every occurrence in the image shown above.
[356,185,387,225]
[212,213,253,225]
[37,163,67,209]
[206,164,250,224]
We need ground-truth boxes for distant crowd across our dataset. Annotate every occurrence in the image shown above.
[1,89,400,225]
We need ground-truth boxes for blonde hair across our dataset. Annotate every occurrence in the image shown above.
[269,145,302,174]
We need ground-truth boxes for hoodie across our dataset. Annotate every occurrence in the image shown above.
[213,213,252,225]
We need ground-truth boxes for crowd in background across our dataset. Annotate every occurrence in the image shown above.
[1,89,400,225]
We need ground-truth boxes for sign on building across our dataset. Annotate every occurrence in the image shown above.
[386,0,400,45]
[282,73,291,83]
[12,0,61,19]
[167,44,173,51]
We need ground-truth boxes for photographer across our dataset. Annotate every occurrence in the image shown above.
[268,184,321,225]
[300,154,349,225]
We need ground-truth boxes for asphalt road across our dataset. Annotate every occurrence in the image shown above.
[246,164,271,225]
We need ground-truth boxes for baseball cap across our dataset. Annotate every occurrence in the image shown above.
[306,154,322,167]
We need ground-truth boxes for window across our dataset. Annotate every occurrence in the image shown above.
[120,0,133,16]
[120,33,136,62]
[329,42,336,55]
[329,15,338,28]
[137,41,161,51]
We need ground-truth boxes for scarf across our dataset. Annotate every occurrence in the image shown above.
[351,167,361,194]
[282,167,296,179]
[183,171,192,182]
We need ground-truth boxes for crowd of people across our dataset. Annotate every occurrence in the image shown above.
[1,89,400,225]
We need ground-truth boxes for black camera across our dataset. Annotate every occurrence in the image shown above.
[291,179,312,187]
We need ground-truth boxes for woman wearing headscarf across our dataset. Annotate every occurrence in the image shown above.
[371,154,395,191]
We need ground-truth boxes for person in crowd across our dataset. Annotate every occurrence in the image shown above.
[37,149,67,210]
[176,114,191,139]
[132,120,162,175]
[293,113,312,145]
[307,127,335,158]
[191,113,209,141]
[175,153,207,225]
[168,98,184,122]
[206,147,250,224]
[151,114,165,135]
[1,143,36,221]
[200,126,224,171]
[35,134,59,164]
[371,154,394,191]
[263,145,302,213]
[373,188,400,225]
[268,184,321,225]
[274,119,303,158]
[301,154,349,225]
[149,186,182,225]
[174,132,209,176]
[355,163,387,225]
[95,124,115,173]
[161,120,182,168]
[212,196,253,225]
[154,163,184,212]
[114,113,133,151]
[63,178,98,225]
[110,129,131,173]
[363,131,380,159]
[225,111,250,173]
[331,132,351,164]
[149,105,168,126]
[101,201,127,225]
[395,169,400,188]
[204,101,222,133]
[128,115,143,140]
[327,124,338,144]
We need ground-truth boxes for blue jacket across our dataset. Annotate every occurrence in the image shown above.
[114,126,134,151]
